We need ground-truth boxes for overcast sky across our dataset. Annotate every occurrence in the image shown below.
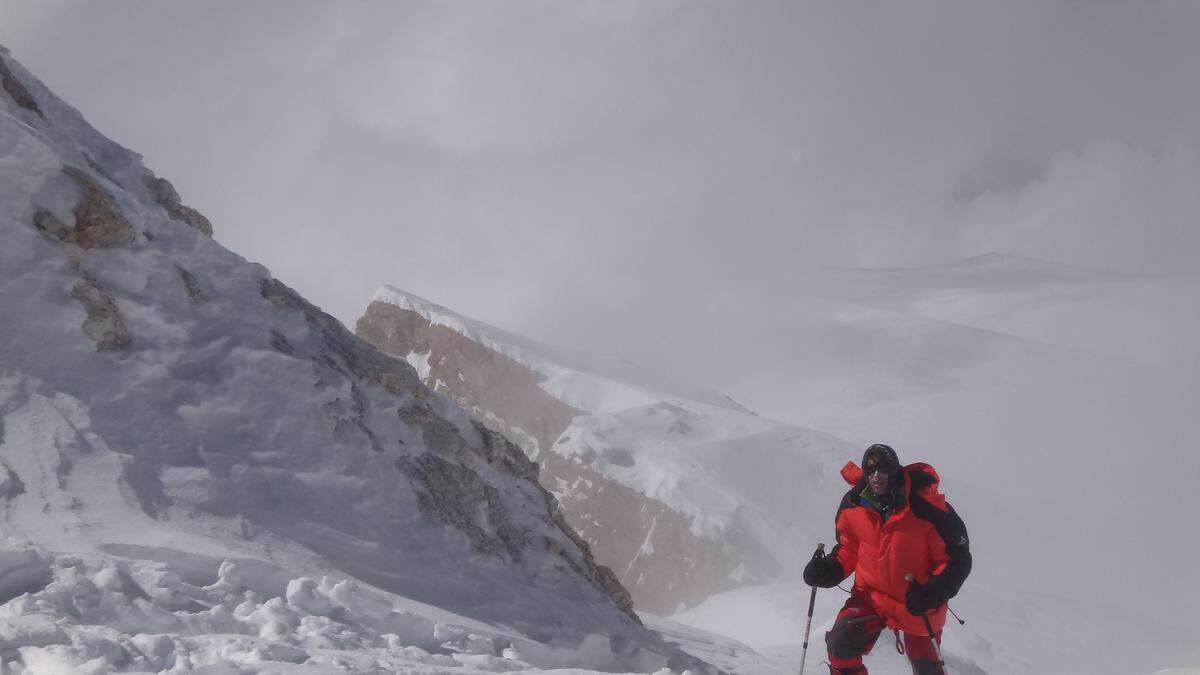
[6,3,1200,637]
[3,0,1199,411]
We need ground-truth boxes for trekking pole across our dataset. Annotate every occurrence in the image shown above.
[947,604,966,625]
[905,573,947,673]
[798,543,824,674]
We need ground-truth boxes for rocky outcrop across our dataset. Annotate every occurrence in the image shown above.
[473,422,638,621]
[357,300,581,451]
[63,166,136,248]
[30,166,135,350]
[0,53,43,118]
[261,281,641,622]
[0,462,25,499]
[176,265,205,302]
[259,278,423,400]
[540,451,775,614]
[145,175,213,237]
[0,44,702,670]
[356,299,765,614]
[34,167,134,249]
[70,279,131,351]
[397,451,526,560]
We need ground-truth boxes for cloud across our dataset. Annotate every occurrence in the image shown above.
[0,0,79,53]
[960,136,1200,274]
[1,0,1197,353]
[3,1,1200,649]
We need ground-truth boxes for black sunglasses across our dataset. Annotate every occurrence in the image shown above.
[864,461,894,476]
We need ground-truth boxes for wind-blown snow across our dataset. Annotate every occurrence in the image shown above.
[372,278,1200,672]
[673,578,1193,675]
[373,285,753,415]
[0,46,708,674]
[373,285,851,546]
[0,548,694,674]
[4,40,1197,674]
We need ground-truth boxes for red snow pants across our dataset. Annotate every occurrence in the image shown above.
[825,593,943,674]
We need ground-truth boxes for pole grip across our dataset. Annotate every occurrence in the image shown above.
[906,573,947,668]
[799,544,825,674]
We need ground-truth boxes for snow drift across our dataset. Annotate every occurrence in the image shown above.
[0,45,709,673]
[358,286,855,616]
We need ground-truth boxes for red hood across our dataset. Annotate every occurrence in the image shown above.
[841,461,863,485]
[841,460,943,504]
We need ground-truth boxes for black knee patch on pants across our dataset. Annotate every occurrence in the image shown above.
[911,658,942,675]
[826,616,876,660]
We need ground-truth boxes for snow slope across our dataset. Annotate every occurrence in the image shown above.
[365,286,855,613]
[824,253,1200,371]
[372,285,754,416]
[673,579,1188,675]
[370,285,848,541]
[668,255,1200,673]
[0,45,710,674]
[372,266,1200,673]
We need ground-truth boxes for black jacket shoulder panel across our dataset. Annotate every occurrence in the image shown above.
[907,468,937,492]
[908,494,972,599]
[836,486,860,520]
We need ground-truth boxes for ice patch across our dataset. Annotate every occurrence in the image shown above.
[405,349,432,381]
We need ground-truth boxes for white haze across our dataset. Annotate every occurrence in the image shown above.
[2,1,1199,669]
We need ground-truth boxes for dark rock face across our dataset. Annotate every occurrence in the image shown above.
[262,281,642,622]
[356,299,766,615]
[398,402,470,459]
[270,330,294,354]
[0,44,700,669]
[33,210,70,239]
[62,166,135,248]
[396,451,527,561]
[540,451,777,614]
[473,422,639,621]
[0,54,44,118]
[0,462,26,500]
[357,300,583,451]
[30,166,136,350]
[259,279,424,398]
[145,175,213,237]
[176,266,205,303]
[70,279,131,351]
[32,167,135,250]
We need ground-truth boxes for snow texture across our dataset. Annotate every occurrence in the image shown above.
[373,286,753,416]
[373,286,852,554]
[0,45,707,674]
[2,41,1197,675]
[374,275,1200,673]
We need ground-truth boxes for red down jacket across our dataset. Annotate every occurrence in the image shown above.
[830,460,972,635]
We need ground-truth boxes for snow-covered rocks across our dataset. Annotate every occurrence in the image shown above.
[0,548,601,673]
[357,287,852,615]
[0,44,707,673]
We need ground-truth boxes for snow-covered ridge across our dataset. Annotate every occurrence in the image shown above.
[0,549,662,674]
[373,285,753,415]
[362,285,855,615]
[823,252,1200,371]
[0,45,713,673]
[371,285,848,538]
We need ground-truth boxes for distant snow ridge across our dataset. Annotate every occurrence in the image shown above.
[0,550,494,673]
[0,45,711,673]
[371,285,754,415]
[0,549,703,674]
[359,287,854,616]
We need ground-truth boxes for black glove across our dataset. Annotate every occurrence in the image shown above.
[905,577,947,615]
[803,552,843,588]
